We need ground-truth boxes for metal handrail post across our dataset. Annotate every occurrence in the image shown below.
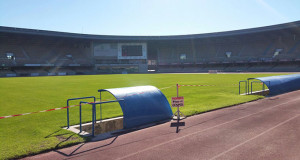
[100,91,102,121]
[245,81,247,95]
[67,101,70,128]
[92,103,95,136]
[239,82,241,95]
[239,81,247,95]
[80,103,82,132]
[79,101,89,133]
[251,81,253,94]
[247,79,249,94]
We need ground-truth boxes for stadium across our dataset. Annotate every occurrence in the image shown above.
[1,20,300,77]
[1,20,300,160]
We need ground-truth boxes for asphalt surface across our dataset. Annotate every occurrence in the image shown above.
[25,90,300,160]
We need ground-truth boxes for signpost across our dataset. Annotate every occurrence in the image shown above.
[171,97,184,107]
[172,84,186,120]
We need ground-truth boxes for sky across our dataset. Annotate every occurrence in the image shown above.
[0,0,300,36]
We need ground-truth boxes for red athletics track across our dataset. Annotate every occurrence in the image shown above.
[25,90,300,160]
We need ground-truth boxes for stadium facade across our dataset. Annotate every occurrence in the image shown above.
[0,21,300,77]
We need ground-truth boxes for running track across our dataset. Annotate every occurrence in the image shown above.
[25,90,300,160]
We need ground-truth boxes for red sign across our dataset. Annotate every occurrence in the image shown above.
[171,97,184,107]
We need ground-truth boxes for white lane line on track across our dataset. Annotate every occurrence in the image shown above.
[117,97,300,160]
[209,114,300,160]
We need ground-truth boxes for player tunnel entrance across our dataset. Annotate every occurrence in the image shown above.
[239,78,270,95]
[98,86,173,129]
[239,74,300,96]
[66,86,173,137]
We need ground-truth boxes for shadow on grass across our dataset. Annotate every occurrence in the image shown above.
[44,129,62,138]
[55,133,78,149]
[45,129,74,138]
[12,131,84,160]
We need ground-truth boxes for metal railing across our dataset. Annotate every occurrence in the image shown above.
[239,80,247,95]
[67,96,96,129]
[67,96,123,136]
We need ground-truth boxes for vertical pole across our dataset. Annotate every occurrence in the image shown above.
[79,103,82,133]
[94,103,96,129]
[94,103,96,123]
[251,82,253,94]
[245,81,248,95]
[177,84,179,120]
[239,82,240,95]
[245,81,247,95]
[177,84,179,97]
[247,79,249,95]
[67,101,69,128]
[92,103,95,136]
[100,91,102,121]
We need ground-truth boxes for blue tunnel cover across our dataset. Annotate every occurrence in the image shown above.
[255,74,300,95]
[98,86,173,129]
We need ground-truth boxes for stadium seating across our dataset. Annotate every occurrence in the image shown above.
[1,21,300,76]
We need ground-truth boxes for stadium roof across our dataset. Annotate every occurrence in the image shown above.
[0,20,300,41]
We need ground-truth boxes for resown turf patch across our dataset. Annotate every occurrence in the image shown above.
[0,73,287,159]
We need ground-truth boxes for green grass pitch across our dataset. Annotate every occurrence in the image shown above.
[0,73,286,159]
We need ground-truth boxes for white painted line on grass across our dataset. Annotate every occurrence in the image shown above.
[159,85,174,90]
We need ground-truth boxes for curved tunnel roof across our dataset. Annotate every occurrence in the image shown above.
[254,74,300,95]
[98,86,173,129]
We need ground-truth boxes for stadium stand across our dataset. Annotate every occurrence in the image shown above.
[0,21,300,77]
